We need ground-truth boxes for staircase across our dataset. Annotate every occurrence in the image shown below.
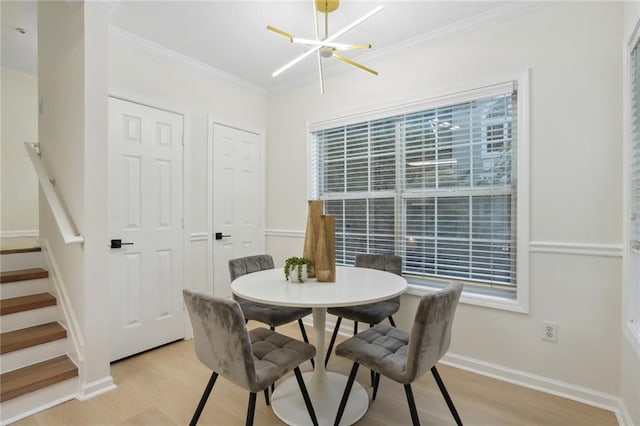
[0,246,78,424]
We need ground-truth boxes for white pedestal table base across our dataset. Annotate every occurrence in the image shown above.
[271,371,368,426]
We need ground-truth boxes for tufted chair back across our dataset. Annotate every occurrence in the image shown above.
[229,254,275,282]
[404,282,462,382]
[354,253,402,276]
[183,289,256,391]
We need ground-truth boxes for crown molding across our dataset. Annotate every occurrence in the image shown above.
[108,26,267,96]
[363,1,545,65]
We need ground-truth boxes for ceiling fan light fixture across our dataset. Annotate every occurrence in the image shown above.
[268,0,382,93]
[315,0,339,14]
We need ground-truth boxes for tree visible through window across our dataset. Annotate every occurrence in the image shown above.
[312,83,519,290]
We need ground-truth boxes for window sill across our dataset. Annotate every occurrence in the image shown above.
[405,277,529,314]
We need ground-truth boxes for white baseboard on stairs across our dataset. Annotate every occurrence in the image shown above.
[0,378,77,426]
[0,307,57,333]
[0,340,68,374]
[0,278,49,299]
[0,252,43,272]
[440,353,629,425]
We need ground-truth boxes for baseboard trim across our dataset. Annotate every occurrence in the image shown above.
[77,376,117,401]
[306,317,630,424]
[0,230,39,238]
[1,394,76,426]
[440,353,628,425]
[0,379,77,426]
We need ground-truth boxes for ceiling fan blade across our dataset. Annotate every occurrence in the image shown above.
[273,49,320,77]
[333,53,378,76]
[313,0,321,40]
[317,51,325,94]
[272,5,383,78]
[292,38,368,50]
[333,43,372,51]
[329,5,383,41]
[267,25,294,41]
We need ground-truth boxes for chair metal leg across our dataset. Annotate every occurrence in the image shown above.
[388,315,396,327]
[293,367,319,426]
[325,317,342,367]
[246,392,257,426]
[372,373,381,400]
[367,324,375,386]
[264,388,270,406]
[404,384,421,426]
[334,363,360,426]
[189,372,218,426]
[354,321,358,335]
[270,325,275,331]
[298,319,315,368]
[431,366,463,426]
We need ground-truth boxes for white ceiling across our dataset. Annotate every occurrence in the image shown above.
[1,1,520,93]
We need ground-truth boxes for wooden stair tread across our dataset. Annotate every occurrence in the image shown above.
[0,322,67,354]
[0,355,77,402]
[0,247,41,255]
[1,268,49,284]
[0,293,56,316]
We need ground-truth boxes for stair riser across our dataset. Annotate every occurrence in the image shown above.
[0,278,50,299]
[0,307,58,333]
[0,252,42,272]
[0,340,68,374]
[0,378,77,425]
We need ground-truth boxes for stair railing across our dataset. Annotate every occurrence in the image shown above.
[25,142,84,245]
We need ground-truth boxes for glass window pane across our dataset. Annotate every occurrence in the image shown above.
[314,86,518,288]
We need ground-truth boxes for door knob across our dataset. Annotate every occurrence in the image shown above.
[110,239,134,249]
[215,232,231,240]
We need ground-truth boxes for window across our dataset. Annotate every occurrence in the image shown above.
[311,82,522,296]
[632,38,640,251]
[627,31,640,348]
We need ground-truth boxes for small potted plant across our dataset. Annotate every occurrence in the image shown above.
[284,256,313,283]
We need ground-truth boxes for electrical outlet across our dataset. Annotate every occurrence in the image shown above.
[541,321,558,343]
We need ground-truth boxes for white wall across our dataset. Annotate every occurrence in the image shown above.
[1,68,39,234]
[622,2,640,424]
[266,1,624,404]
[38,0,113,397]
[108,31,267,295]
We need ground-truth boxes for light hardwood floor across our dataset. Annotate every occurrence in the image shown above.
[13,321,617,426]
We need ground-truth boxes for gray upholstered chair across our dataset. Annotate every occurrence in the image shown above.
[325,253,402,368]
[183,289,318,426]
[333,282,464,426]
[229,255,314,368]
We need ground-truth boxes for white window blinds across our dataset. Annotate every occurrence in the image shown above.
[631,39,640,250]
[312,83,518,289]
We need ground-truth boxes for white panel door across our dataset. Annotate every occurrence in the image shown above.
[212,123,264,298]
[108,97,184,361]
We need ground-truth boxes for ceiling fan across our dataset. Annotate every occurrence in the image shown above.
[267,0,383,94]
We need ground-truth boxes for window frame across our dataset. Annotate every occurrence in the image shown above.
[307,72,530,313]
[624,19,640,354]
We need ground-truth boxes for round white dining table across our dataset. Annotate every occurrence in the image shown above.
[231,265,407,426]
